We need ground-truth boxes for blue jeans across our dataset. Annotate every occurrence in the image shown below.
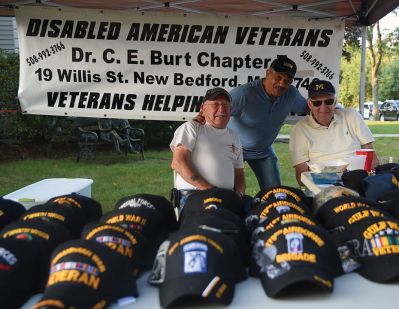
[246,149,281,192]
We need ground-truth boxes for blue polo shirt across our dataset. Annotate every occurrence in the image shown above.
[228,78,306,160]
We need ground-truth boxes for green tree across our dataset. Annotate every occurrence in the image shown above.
[379,58,399,100]
[339,46,362,108]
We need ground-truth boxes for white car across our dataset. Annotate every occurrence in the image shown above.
[362,101,382,119]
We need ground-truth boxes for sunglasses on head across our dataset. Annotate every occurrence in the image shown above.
[310,98,335,107]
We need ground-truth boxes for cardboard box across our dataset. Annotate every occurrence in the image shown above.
[3,178,93,209]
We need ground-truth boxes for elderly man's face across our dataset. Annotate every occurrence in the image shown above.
[264,69,293,100]
[201,95,232,129]
[307,94,336,126]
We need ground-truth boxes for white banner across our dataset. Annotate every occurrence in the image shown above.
[15,6,344,121]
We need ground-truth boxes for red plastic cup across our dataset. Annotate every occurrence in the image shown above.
[355,149,375,172]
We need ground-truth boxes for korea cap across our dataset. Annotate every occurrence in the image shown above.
[159,227,246,307]
[46,193,102,223]
[337,217,399,282]
[115,193,178,232]
[45,239,138,304]
[253,221,342,298]
[81,221,153,274]
[308,79,336,98]
[181,188,246,219]
[203,87,232,103]
[0,238,46,308]
[0,198,26,230]
[20,203,86,238]
[270,55,297,78]
[255,185,311,208]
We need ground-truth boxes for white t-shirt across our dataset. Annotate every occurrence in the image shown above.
[170,121,244,190]
[289,108,375,166]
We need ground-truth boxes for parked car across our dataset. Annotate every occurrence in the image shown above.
[363,101,383,120]
[380,100,399,121]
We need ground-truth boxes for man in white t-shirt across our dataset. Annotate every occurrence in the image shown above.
[170,87,245,209]
[289,80,377,185]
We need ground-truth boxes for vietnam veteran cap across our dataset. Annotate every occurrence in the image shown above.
[254,185,311,208]
[0,198,26,230]
[44,239,138,305]
[181,188,246,219]
[114,193,178,232]
[270,55,297,78]
[337,217,399,282]
[253,221,342,297]
[159,227,246,307]
[81,221,153,274]
[46,193,102,222]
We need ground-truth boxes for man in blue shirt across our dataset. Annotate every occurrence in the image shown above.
[227,55,307,191]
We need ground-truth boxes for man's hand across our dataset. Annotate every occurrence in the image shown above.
[192,111,206,125]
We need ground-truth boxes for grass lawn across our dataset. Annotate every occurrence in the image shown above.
[1,122,398,213]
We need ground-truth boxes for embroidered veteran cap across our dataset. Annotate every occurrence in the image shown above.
[181,188,246,219]
[377,190,399,219]
[255,185,311,208]
[115,193,178,232]
[81,221,153,274]
[44,239,138,305]
[47,193,103,222]
[0,198,26,230]
[158,227,246,308]
[203,87,232,103]
[0,238,47,308]
[308,80,336,98]
[338,217,399,282]
[270,55,297,78]
[253,221,342,298]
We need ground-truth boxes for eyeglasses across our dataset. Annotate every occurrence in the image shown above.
[310,98,336,107]
[204,102,231,109]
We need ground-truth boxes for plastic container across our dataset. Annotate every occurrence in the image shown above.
[3,178,93,209]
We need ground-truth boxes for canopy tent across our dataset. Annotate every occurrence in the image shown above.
[0,0,398,26]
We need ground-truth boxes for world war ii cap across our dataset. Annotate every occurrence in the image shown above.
[270,55,297,78]
[203,87,232,103]
[115,193,178,232]
[0,198,26,230]
[253,221,342,298]
[308,80,336,98]
[45,239,138,305]
[158,227,246,307]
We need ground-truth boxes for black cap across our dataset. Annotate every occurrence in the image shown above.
[255,185,312,208]
[203,87,232,103]
[253,221,342,298]
[115,193,178,232]
[270,55,297,78]
[341,170,369,196]
[308,80,336,98]
[158,227,246,307]
[363,174,399,202]
[0,198,26,230]
[377,190,399,219]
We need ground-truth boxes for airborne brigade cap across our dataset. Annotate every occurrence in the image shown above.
[41,239,138,306]
[81,221,153,275]
[181,188,246,219]
[0,198,26,230]
[270,55,297,78]
[115,193,178,232]
[337,216,399,282]
[20,203,86,238]
[158,227,246,308]
[46,193,103,223]
[252,221,343,298]
[254,185,311,208]
[0,238,46,308]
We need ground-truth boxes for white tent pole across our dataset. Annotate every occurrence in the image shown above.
[359,25,367,117]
